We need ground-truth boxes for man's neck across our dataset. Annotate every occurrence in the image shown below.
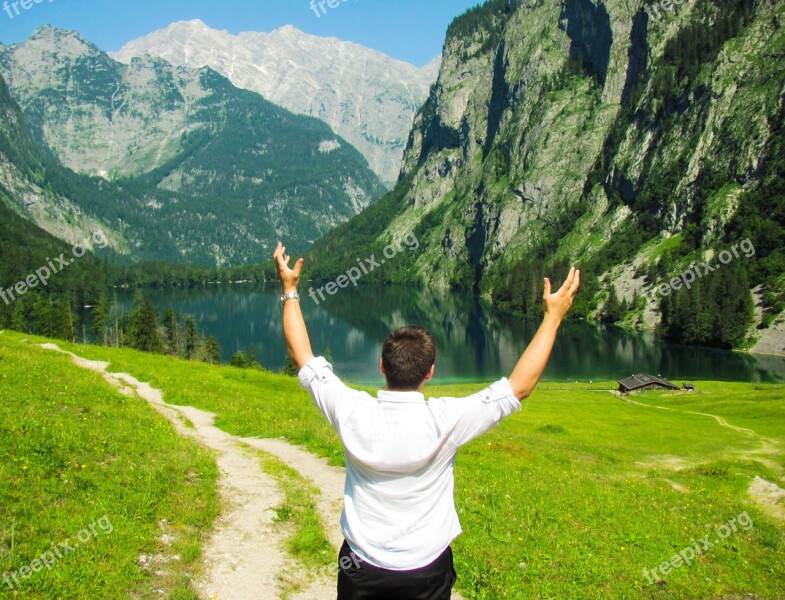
[384,385,425,393]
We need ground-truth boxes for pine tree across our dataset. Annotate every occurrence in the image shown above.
[246,343,260,368]
[29,294,70,339]
[282,353,299,376]
[92,290,109,346]
[203,336,221,364]
[10,298,25,332]
[162,308,181,356]
[712,265,754,348]
[65,293,76,343]
[111,291,122,348]
[230,351,250,369]
[184,315,198,359]
[602,287,623,323]
[125,292,163,353]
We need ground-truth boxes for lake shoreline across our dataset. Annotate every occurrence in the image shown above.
[110,283,785,383]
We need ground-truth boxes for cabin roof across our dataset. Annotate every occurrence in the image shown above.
[618,373,679,390]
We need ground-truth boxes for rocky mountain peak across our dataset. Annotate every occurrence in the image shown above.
[113,20,440,186]
[20,25,103,61]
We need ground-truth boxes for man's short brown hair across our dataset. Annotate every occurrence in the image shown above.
[382,326,436,390]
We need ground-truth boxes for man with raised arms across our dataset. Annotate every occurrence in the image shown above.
[273,241,580,599]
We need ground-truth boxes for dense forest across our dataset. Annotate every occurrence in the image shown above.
[0,199,221,362]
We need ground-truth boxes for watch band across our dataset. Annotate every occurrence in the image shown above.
[280,291,300,304]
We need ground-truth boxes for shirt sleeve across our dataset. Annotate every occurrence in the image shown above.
[444,377,521,447]
[298,356,358,431]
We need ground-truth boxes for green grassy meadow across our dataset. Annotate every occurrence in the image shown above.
[0,332,219,599]
[1,330,783,599]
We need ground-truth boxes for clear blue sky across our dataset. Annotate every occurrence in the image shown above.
[0,0,481,66]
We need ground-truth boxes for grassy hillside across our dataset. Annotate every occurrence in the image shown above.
[1,330,783,598]
[0,332,218,599]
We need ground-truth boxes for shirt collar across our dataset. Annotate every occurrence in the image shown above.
[377,390,425,403]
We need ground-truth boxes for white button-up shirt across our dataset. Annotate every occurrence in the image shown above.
[298,356,521,570]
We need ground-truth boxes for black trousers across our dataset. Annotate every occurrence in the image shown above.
[337,540,457,600]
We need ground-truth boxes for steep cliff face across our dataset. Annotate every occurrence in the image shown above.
[559,0,613,87]
[0,74,132,257]
[391,0,636,286]
[312,0,785,351]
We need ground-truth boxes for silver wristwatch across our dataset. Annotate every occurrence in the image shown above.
[280,291,300,304]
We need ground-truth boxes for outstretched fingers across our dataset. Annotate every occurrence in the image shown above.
[568,270,581,297]
[273,242,287,264]
[273,242,304,278]
[545,267,580,300]
[274,243,291,268]
[292,257,304,277]
[557,267,576,295]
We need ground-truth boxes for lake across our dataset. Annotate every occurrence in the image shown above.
[118,284,785,385]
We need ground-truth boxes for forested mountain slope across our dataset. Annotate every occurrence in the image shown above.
[0,26,386,264]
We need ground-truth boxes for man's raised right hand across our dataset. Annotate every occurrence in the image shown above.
[543,267,581,323]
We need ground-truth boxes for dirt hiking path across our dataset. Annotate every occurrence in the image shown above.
[41,344,464,599]
[620,393,785,521]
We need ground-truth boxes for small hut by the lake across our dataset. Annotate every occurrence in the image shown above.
[618,374,679,394]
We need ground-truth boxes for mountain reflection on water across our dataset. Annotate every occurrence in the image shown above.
[118,284,785,384]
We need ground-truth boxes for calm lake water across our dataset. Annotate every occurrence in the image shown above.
[118,284,785,385]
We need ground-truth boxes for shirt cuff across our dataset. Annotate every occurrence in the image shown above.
[481,377,517,402]
[298,356,333,388]
[482,377,521,407]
